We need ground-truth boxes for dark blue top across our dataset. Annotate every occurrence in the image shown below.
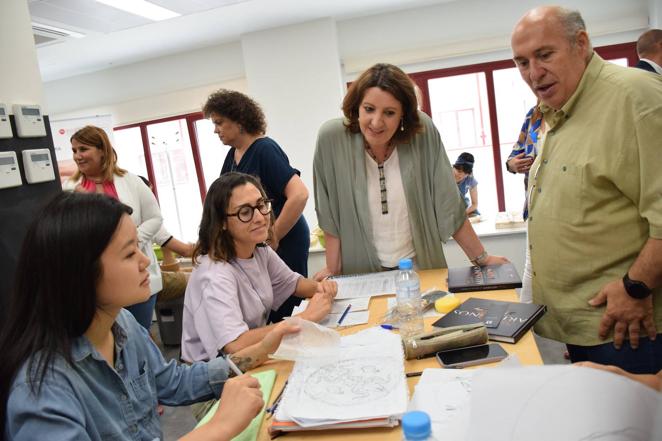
[221,137,309,277]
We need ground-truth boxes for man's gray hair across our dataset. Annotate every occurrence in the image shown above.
[557,7,593,52]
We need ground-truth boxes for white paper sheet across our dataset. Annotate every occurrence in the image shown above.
[408,368,474,441]
[276,327,408,427]
[467,365,661,441]
[317,310,370,328]
[293,297,372,315]
[331,271,398,299]
[271,317,340,361]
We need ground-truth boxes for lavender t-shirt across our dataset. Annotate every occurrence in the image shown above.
[181,246,301,362]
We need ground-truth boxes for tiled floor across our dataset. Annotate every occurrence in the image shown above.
[153,323,569,440]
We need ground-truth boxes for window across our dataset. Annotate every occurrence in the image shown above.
[428,72,498,216]
[114,126,148,178]
[412,42,638,215]
[194,118,231,190]
[146,118,203,242]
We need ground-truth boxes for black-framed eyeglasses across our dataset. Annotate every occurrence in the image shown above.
[227,199,273,223]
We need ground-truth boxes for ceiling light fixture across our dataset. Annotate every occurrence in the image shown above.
[95,0,181,21]
[32,22,85,39]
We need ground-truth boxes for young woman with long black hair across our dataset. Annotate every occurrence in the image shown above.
[0,192,297,440]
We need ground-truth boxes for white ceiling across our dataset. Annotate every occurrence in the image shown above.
[30,0,455,82]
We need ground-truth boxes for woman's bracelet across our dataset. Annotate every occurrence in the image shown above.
[470,250,489,266]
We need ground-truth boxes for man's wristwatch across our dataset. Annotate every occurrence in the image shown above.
[622,273,652,299]
[470,251,489,267]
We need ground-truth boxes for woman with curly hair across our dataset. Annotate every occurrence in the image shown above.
[203,90,311,321]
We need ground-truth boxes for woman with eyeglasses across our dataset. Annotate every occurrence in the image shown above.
[180,172,337,362]
[204,90,310,323]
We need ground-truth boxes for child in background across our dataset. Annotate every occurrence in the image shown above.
[453,152,480,217]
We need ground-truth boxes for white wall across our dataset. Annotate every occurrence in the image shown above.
[43,0,655,230]
[1,1,44,106]
[338,0,648,76]
[43,41,244,117]
[241,18,345,225]
[53,78,248,127]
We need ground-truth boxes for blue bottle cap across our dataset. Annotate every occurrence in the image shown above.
[398,258,413,270]
[402,411,431,440]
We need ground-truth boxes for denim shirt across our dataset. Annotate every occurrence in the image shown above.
[6,310,229,440]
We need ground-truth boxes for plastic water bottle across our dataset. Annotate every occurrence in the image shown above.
[395,258,424,341]
[402,411,437,440]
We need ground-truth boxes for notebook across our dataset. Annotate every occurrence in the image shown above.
[196,369,276,441]
[447,262,522,293]
[431,297,546,343]
[270,327,407,432]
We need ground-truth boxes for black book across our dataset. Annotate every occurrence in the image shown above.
[431,297,546,343]
[447,263,522,293]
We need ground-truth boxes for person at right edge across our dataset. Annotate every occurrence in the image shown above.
[511,6,662,373]
[635,28,662,74]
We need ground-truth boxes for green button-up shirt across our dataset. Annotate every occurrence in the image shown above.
[528,53,662,345]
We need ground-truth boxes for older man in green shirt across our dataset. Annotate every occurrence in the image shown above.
[511,6,662,373]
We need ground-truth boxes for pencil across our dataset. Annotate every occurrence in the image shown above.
[226,356,243,376]
[406,371,423,378]
[337,303,351,326]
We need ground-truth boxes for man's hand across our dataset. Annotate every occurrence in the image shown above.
[211,376,263,439]
[506,153,534,174]
[588,279,657,349]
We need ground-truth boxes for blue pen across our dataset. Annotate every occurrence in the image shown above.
[337,303,351,326]
[380,324,399,330]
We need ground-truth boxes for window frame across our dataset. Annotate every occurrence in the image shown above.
[410,42,637,211]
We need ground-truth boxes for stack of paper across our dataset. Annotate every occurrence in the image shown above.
[291,297,371,328]
[409,364,661,441]
[467,366,661,441]
[331,271,398,299]
[271,327,408,432]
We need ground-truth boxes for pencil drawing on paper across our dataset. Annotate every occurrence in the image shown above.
[577,428,649,441]
[303,357,397,406]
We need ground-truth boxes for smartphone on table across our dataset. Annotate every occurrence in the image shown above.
[435,343,508,368]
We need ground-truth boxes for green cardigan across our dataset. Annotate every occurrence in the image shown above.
[313,111,466,274]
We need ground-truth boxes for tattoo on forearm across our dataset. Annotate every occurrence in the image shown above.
[228,355,254,375]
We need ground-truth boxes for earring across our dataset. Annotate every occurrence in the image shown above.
[400,118,405,132]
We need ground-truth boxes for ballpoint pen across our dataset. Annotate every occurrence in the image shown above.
[337,303,351,326]
[266,380,288,418]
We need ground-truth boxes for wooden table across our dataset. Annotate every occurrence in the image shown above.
[252,268,543,440]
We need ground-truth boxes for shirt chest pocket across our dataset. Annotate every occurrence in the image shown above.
[540,163,584,225]
[129,363,158,428]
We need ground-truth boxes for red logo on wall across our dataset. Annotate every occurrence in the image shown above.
[59,129,65,135]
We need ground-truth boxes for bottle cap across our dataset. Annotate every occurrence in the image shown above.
[398,258,413,270]
[402,411,431,440]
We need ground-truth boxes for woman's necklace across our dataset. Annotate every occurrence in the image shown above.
[364,140,394,215]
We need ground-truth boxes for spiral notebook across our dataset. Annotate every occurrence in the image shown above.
[330,270,398,299]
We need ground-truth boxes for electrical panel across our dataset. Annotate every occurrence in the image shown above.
[13,104,46,138]
[22,149,55,184]
[0,104,12,139]
[0,151,22,189]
